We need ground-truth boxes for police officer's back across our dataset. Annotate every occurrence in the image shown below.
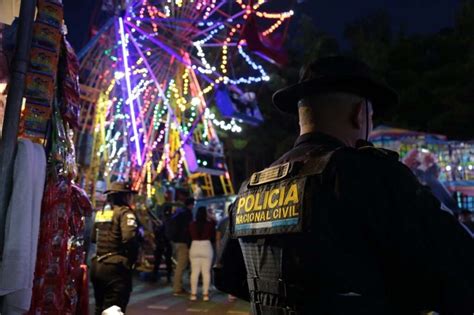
[225,56,474,315]
[91,182,140,315]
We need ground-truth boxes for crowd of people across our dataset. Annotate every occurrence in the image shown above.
[153,197,235,302]
[90,192,234,314]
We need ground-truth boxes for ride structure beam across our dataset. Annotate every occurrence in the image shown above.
[77,17,114,61]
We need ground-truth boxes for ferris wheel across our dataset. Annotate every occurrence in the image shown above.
[77,0,294,198]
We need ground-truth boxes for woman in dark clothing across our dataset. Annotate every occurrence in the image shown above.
[188,206,215,301]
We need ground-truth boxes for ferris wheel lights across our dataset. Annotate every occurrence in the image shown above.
[114,71,125,80]
[93,1,293,180]
[191,97,201,106]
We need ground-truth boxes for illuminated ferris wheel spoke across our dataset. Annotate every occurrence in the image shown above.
[126,29,189,153]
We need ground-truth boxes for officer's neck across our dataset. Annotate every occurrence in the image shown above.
[299,125,358,148]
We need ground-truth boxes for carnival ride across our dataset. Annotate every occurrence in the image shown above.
[77,0,293,201]
[370,126,474,210]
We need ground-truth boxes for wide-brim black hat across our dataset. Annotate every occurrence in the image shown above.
[104,181,138,195]
[272,56,399,114]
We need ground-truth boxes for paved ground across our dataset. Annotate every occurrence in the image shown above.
[89,277,250,315]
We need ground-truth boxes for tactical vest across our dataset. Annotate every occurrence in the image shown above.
[230,149,337,315]
[94,205,130,262]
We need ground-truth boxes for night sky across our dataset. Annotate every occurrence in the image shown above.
[298,0,461,45]
[64,0,462,52]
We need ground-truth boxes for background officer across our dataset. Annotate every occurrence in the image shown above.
[225,56,474,315]
[90,181,140,315]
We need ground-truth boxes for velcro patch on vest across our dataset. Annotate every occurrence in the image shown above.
[232,177,306,237]
[95,210,114,223]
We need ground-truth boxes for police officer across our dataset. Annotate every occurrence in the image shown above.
[224,56,474,314]
[90,182,140,315]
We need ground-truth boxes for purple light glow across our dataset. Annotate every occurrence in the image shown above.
[118,16,143,166]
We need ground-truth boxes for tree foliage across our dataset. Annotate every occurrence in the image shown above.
[345,4,474,139]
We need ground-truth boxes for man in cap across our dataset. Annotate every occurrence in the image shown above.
[90,181,140,315]
[223,56,474,314]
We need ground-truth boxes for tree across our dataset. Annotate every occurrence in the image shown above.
[345,7,474,139]
[292,14,341,63]
[344,10,392,71]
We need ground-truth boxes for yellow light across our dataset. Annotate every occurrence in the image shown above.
[21,97,26,112]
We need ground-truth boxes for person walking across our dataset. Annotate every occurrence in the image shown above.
[152,205,173,283]
[218,56,474,314]
[169,197,195,295]
[90,182,140,315]
[188,206,215,302]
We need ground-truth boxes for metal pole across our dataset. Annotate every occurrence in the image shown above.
[0,0,37,257]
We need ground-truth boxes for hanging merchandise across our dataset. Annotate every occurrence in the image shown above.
[28,103,92,315]
[0,0,91,313]
[21,0,63,140]
[58,36,81,129]
[29,175,71,314]
[0,139,46,314]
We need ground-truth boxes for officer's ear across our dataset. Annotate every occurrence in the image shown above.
[350,101,364,130]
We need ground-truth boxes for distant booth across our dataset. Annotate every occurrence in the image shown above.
[370,126,474,211]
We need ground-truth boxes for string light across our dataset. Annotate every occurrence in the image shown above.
[204,108,242,133]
